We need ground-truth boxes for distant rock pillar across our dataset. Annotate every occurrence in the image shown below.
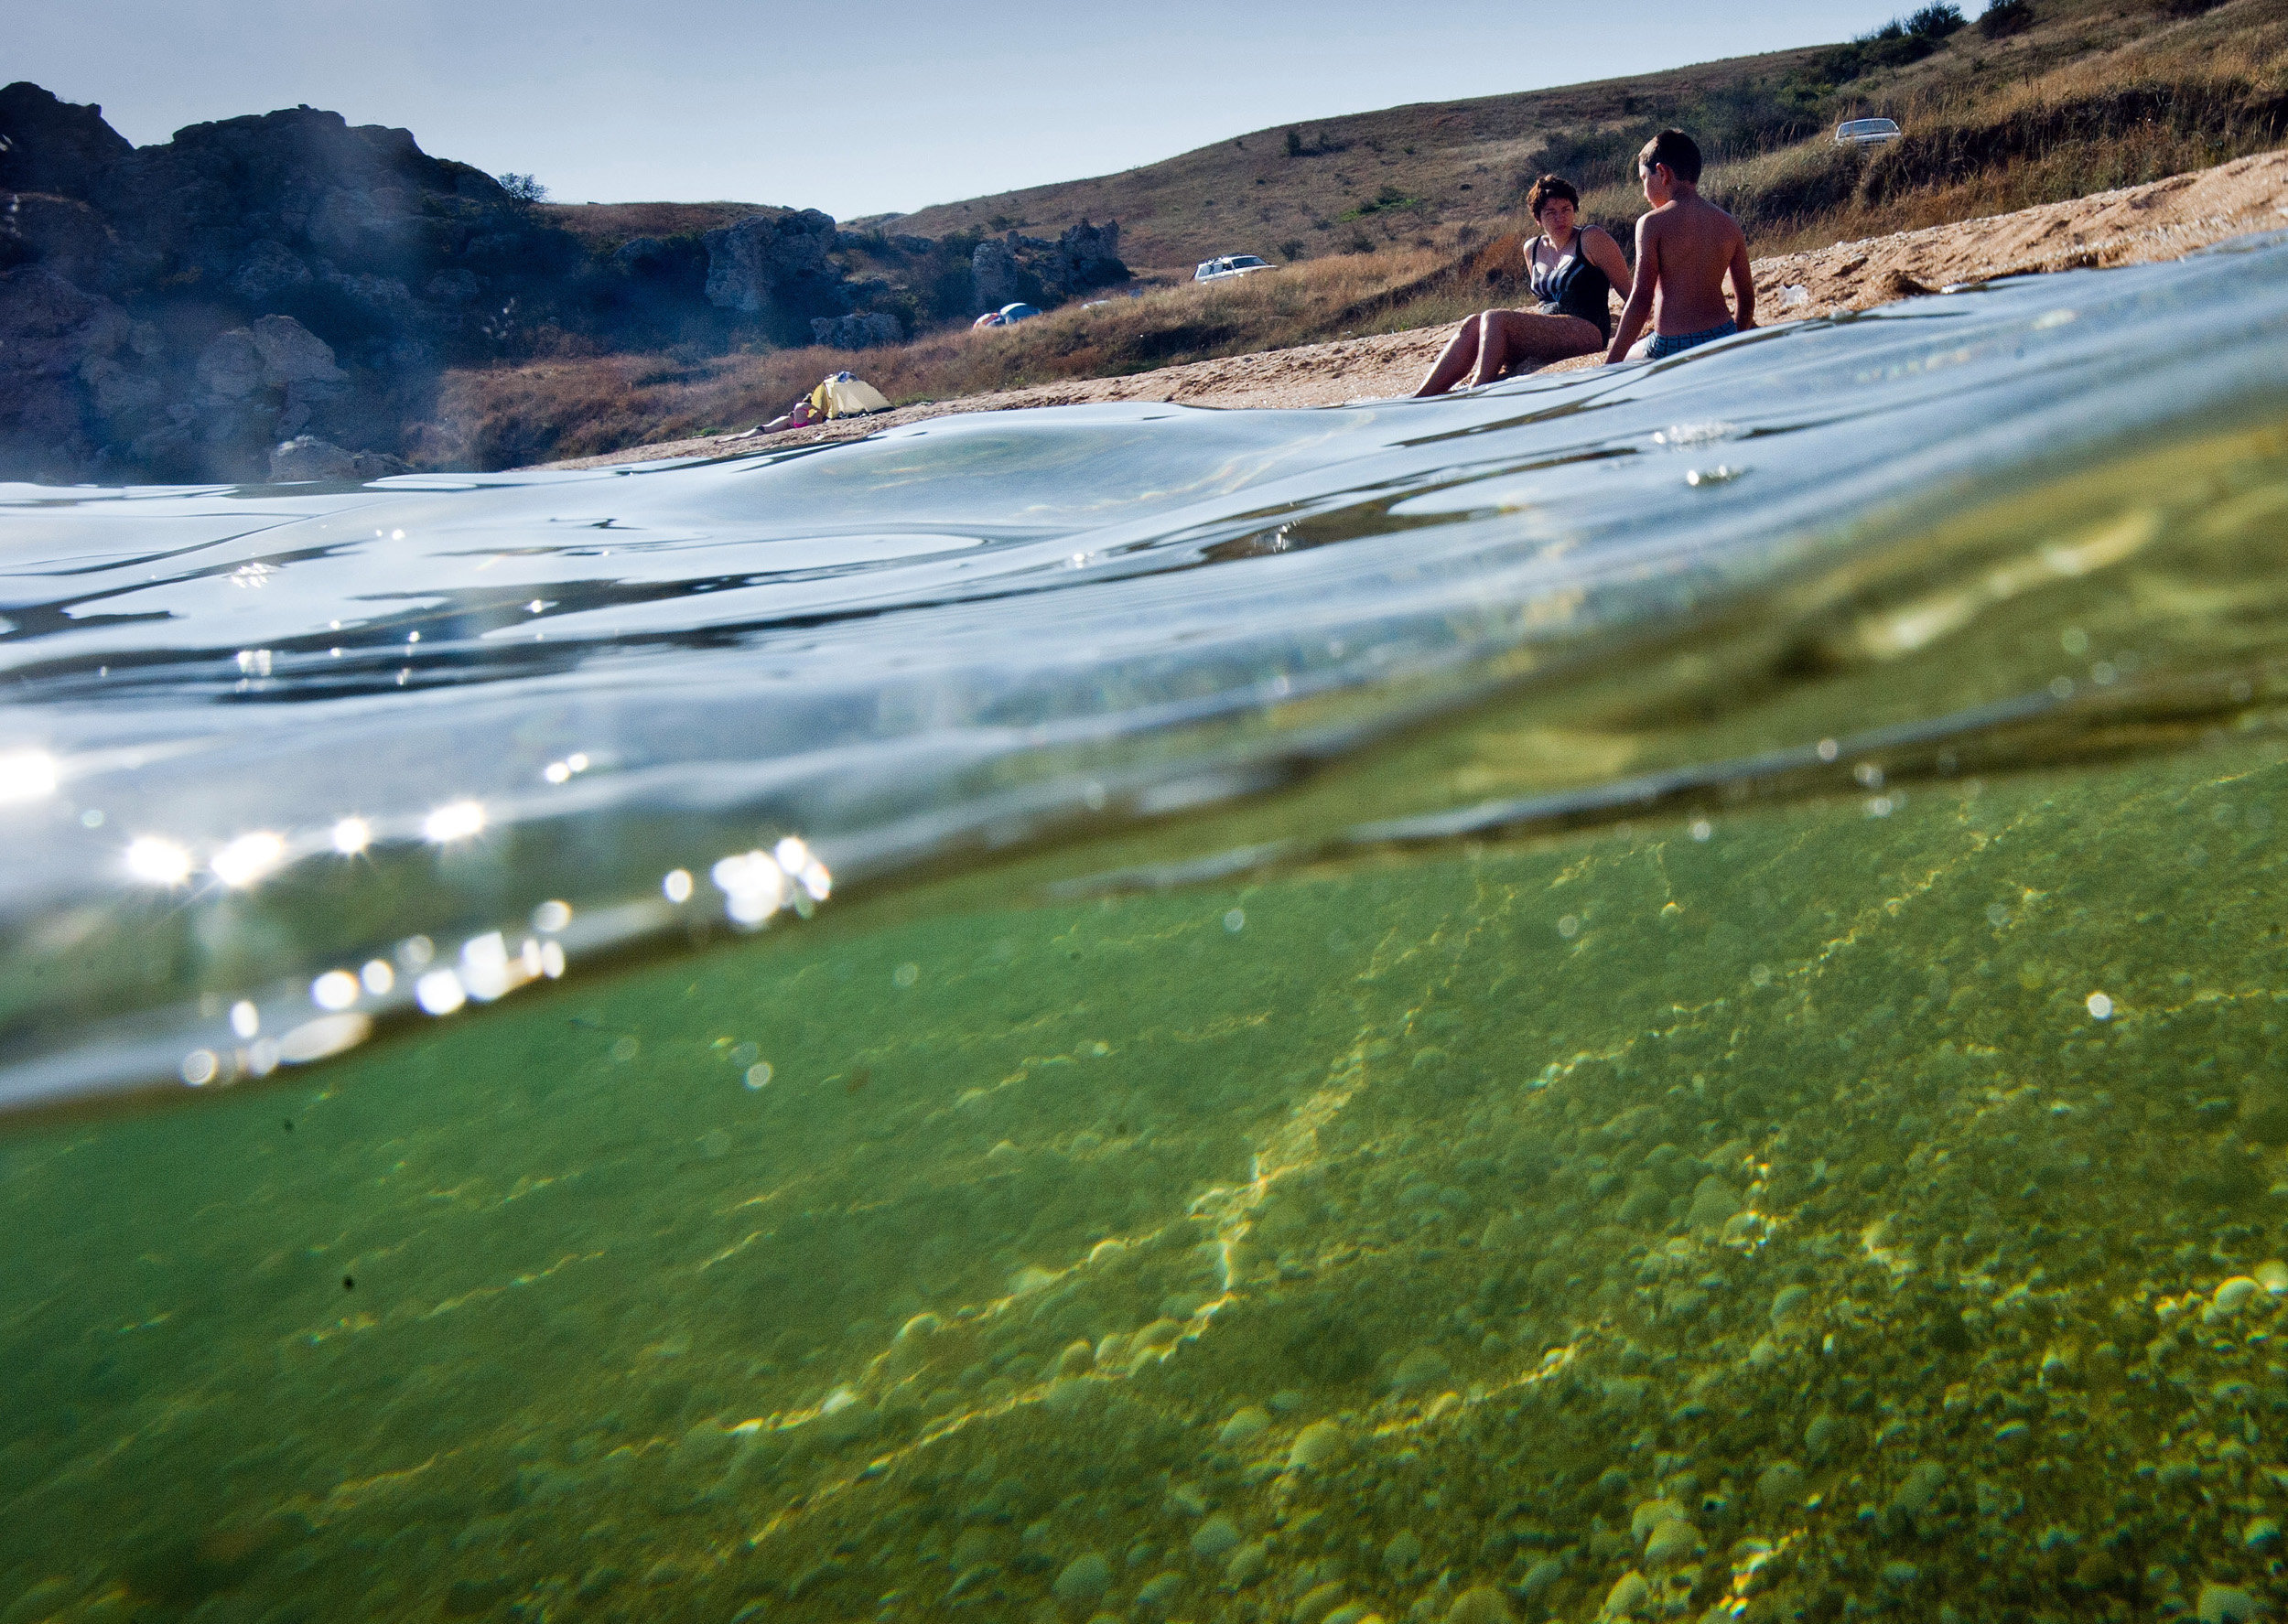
[971,238,1019,311]
[703,210,842,315]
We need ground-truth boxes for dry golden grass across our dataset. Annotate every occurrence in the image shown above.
[1582,12,2288,255]
[421,0,2288,468]
[869,0,2278,271]
[421,249,1451,467]
[1753,124,2276,253]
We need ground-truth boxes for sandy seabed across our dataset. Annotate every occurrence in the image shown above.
[12,407,2288,1622]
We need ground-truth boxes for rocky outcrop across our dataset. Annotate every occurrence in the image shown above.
[973,220,1128,311]
[251,314,347,383]
[0,81,1123,479]
[612,236,672,272]
[810,311,903,349]
[0,86,557,479]
[0,82,133,197]
[0,267,151,481]
[268,435,408,481]
[700,210,855,343]
[703,210,840,312]
[135,314,380,474]
[82,103,514,304]
[229,239,315,303]
[0,195,131,311]
[0,253,401,480]
[971,237,1032,311]
[1046,220,1127,295]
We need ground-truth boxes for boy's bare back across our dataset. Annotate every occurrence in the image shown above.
[1604,129,1755,363]
[1637,195,1752,336]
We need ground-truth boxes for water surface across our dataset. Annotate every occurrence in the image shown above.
[5,239,2288,1624]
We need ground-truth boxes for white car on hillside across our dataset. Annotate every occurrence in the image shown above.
[1835,117,1903,146]
[1193,254,1274,283]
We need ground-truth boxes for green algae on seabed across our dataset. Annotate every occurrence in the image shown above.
[7,722,2288,1622]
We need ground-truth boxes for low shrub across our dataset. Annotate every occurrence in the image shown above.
[1979,0,2035,39]
[1858,77,2288,205]
[1706,143,1869,232]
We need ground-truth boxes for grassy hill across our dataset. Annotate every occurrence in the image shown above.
[430,0,2288,467]
[881,0,2287,272]
[534,200,773,251]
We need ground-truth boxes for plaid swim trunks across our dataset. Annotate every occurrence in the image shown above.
[1647,319,1738,360]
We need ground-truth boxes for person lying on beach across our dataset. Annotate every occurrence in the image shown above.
[1412,175,1634,396]
[1604,128,1754,363]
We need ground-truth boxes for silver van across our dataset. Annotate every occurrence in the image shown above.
[1835,117,1903,146]
[1193,254,1274,283]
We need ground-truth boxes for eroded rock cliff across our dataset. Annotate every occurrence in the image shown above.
[0,83,1127,480]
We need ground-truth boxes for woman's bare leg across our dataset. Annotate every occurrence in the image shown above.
[1417,310,1605,396]
[1412,317,1485,397]
[1469,310,1603,385]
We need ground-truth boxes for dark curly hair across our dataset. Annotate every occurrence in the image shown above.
[1526,174,1581,219]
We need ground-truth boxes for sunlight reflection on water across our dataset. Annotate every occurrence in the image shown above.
[2,237,2287,1104]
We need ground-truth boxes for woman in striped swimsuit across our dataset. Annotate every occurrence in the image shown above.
[1413,175,1634,397]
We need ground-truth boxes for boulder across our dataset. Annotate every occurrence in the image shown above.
[972,224,1125,309]
[809,311,903,349]
[702,210,840,313]
[266,436,355,479]
[251,314,344,383]
[268,435,408,482]
[613,236,671,273]
[230,240,313,304]
[0,266,148,479]
[1046,219,1127,295]
[424,268,480,305]
[0,195,129,288]
[971,236,1029,310]
[189,317,353,445]
[196,328,267,401]
[81,350,164,422]
[0,82,133,198]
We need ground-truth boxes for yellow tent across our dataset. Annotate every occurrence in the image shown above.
[809,377,892,419]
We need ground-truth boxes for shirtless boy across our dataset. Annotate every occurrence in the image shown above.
[1604,129,1754,364]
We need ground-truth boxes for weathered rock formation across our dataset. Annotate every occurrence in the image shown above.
[703,210,839,312]
[268,435,410,481]
[1046,219,1127,295]
[971,237,1030,311]
[0,82,133,196]
[0,84,549,479]
[0,81,1129,479]
[699,209,860,346]
[972,220,1128,311]
[0,267,154,481]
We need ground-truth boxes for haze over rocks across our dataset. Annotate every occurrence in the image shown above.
[700,210,845,323]
[0,82,1126,483]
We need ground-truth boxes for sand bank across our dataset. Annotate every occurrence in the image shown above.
[542,149,2288,471]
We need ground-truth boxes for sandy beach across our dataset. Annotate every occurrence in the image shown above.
[542,148,2288,471]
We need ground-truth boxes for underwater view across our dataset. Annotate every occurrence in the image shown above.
[6,236,2288,1624]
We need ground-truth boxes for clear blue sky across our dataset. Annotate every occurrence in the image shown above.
[17,1,1970,219]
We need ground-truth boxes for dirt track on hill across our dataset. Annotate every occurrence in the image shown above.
[540,149,2288,472]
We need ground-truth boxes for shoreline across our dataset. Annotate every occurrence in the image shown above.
[538,149,2288,472]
